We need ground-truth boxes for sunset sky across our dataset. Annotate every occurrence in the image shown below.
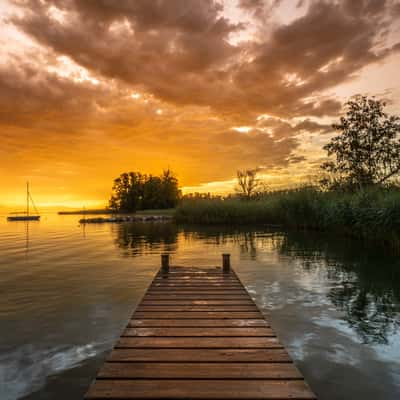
[1,0,400,209]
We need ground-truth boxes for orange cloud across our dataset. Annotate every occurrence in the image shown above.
[0,0,399,206]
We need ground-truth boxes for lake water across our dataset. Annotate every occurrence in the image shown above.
[0,213,399,400]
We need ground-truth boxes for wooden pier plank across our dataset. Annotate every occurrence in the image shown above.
[107,348,293,363]
[140,300,255,305]
[136,306,259,312]
[97,362,303,379]
[133,311,263,319]
[85,380,315,399]
[116,337,282,348]
[85,266,316,400]
[121,327,275,337]
[128,319,269,327]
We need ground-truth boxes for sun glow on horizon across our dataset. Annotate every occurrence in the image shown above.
[0,0,399,205]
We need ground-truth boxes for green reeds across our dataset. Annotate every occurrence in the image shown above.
[175,187,400,248]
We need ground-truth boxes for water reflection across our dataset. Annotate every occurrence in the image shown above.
[275,231,400,345]
[113,222,178,256]
[2,216,399,400]
[114,223,400,345]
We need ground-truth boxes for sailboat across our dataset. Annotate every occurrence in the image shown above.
[7,183,40,221]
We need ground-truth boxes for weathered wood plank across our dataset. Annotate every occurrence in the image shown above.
[149,289,246,292]
[143,295,253,300]
[133,311,263,319]
[155,276,239,278]
[146,293,248,297]
[151,282,242,284]
[152,282,241,286]
[98,362,303,379]
[128,319,269,327]
[136,306,259,312]
[145,292,249,296]
[121,327,275,337]
[85,380,316,399]
[116,337,282,348]
[156,270,224,274]
[107,348,292,363]
[155,271,229,275]
[140,300,254,305]
[154,276,239,284]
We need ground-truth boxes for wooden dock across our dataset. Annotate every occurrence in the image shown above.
[85,255,316,399]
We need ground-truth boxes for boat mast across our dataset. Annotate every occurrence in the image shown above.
[27,182,29,216]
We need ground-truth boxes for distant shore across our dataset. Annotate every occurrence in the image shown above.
[58,209,112,215]
[59,208,175,216]
[79,215,173,224]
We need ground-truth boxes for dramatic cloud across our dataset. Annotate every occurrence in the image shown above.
[0,0,399,205]
[10,0,400,117]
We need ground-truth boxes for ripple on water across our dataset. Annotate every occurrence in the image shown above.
[0,217,400,399]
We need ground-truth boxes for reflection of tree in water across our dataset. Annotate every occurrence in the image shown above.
[114,221,400,344]
[113,222,178,256]
[181,225,400,345]
[276,231,400,344]
[179,225,281,260]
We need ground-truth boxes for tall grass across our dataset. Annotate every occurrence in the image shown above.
[175,187,400,247]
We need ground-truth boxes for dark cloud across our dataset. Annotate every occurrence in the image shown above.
[10,0,241,100]
[255,116,331,141]
[9,0,399,120]
[238,0,283,20]
[342,0,388,17]
[294,119,332,134]
[391,1,400,16]
[0,0,399,198]
[233,0,399,116]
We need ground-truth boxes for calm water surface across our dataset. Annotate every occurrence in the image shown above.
[0,214,399,400]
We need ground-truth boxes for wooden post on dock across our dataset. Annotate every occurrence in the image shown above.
[222,253,230,273]
[161,254,169,273]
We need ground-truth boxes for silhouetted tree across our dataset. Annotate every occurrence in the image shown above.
[109,169,180,212]
[109,172,144,212]
[321,96,400,190]
[159,169,181,208]
[236,169,260,199]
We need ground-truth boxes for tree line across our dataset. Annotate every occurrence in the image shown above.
[109,169,180,212]
[108,96,400,211]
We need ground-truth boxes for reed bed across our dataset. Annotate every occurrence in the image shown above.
[175,187,400,247]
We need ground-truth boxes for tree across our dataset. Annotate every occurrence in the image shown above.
[109,170,180,212]
[109,172,144,212]
[321,96,400,190]
[142,175,163,209]
[236,169,260,199]
[159,169,181,208]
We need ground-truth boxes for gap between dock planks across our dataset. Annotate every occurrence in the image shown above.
[85,255,316,399]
